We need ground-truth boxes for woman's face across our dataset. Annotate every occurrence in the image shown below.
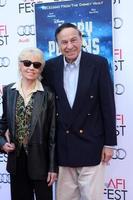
[19,52,43,81]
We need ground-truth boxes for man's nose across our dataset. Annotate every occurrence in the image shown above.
[67,41,73,48]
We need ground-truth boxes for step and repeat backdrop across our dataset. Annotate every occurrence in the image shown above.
[0,0,133,199]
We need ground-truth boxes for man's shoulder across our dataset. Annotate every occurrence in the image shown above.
[82,51,107,63]
[46,54,63,65]
[44,55,63,74]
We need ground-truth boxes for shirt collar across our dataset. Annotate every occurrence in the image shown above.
[64,51,81,69]
[11,79,44,92]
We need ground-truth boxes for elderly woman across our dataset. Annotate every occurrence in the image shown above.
[0,47,57,200]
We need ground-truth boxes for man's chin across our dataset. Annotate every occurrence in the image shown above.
[66,55,77,63]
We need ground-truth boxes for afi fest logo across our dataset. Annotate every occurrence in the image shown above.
[0,25,9,46]
[114,49,124,72]
[116,114,126,137]
[18,0,41,14]
[104,178,128,200]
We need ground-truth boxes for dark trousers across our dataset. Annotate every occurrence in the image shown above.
[10,147,52,200]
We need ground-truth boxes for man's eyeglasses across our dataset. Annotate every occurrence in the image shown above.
[20,60,42,69]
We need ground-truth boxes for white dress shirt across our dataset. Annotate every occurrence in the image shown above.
[63,52,81,108]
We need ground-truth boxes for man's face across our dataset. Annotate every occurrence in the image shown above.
[57,27,82,63]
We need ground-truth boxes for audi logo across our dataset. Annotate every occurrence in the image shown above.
[112,148,126,160]
[115,83,125,95]
[0,0,7,7]
[0,153,7,162]
[0,57,10,67]
[113,0,120,4]
[0,173,10,183]
[114,17,123,29]
[17,25,35,36]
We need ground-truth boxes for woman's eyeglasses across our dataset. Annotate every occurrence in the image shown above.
[20,60,42,69]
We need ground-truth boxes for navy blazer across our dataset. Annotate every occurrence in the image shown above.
[42,51,117,167]
[0,83,57,179]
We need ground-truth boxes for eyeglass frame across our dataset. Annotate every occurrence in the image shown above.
[19,60,42,69]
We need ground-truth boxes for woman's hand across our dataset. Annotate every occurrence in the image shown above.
[1,142,15,154]
[47,172,58,186]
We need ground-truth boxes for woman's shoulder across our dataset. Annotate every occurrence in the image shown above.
[3,82,16,91]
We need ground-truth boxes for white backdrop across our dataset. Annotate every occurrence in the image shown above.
[0,0,133,199]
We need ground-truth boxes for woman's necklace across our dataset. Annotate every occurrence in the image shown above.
[21,82,36,105]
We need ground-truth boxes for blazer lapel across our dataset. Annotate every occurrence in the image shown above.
[29,91,45,140]
[54,57,73,125]
[8,88,18,137]
[72,52,94,119]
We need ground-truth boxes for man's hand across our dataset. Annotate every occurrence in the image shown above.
[101,146,114,165]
